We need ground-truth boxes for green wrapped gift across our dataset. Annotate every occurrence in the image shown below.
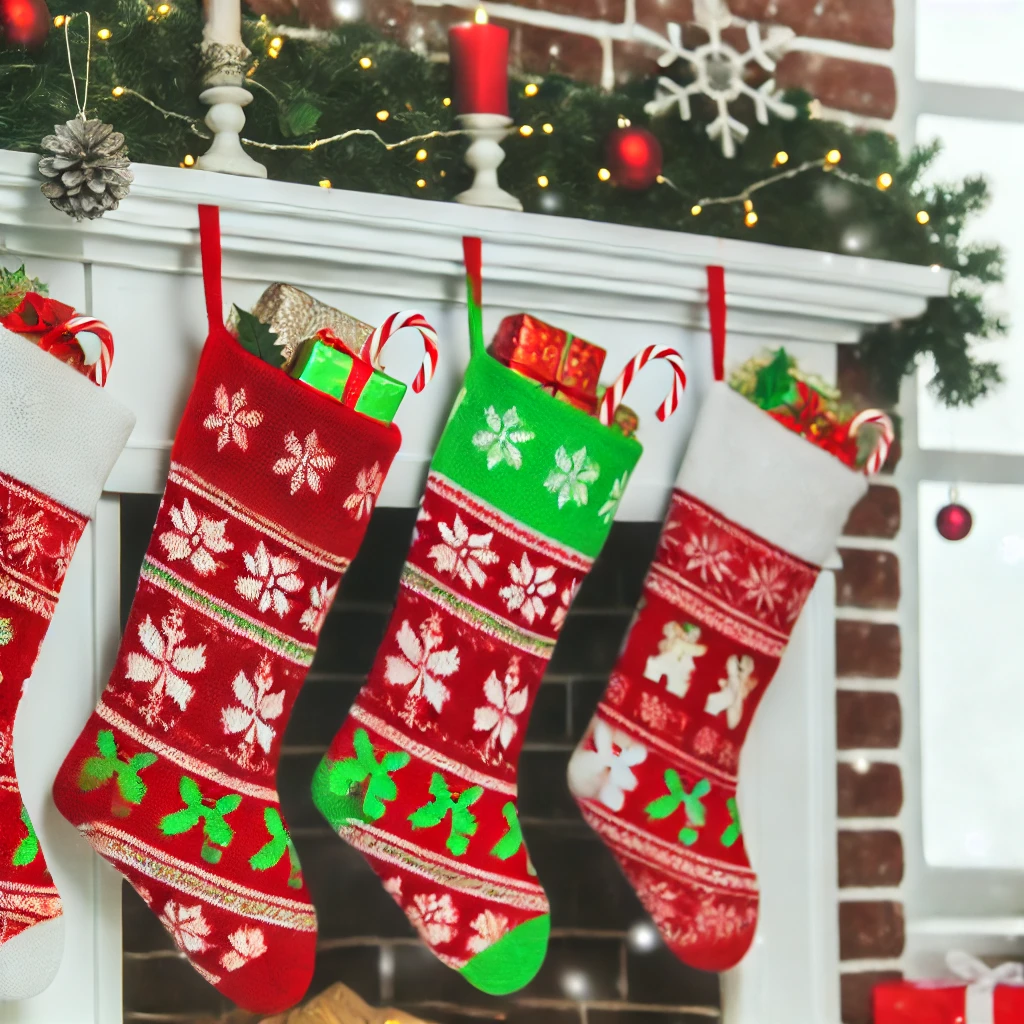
[289,332,406,425]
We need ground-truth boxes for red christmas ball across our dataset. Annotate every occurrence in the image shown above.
[936,502,973,541]
[605,126,662,190]
[1,0,50,48]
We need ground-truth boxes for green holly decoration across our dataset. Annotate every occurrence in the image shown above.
[490,802,524,860]
[232,306,285,368]
[408,773,482,856]
[0,265,47,318]
[327,728,410,821]
[0,618,13,646]
[78,730,158,815]
[752,348,798,411]
[12,806,39,866]
[645,770,711,847]
[160,776,242,864]
[721,797,743,848]
[249,807,303,888]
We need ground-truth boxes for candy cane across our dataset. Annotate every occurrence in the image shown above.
[361,310,439,394]
[598,345,687,427]
[849,409,895,475]
[63,316,115,387]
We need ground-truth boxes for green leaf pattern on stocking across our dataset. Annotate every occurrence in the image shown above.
[78,730,158,810]
[721,796,743,848]
[490,802,525,860]
[160,776,242,864]
[328,728,410,821]
[408,773,483,856]
[12,806,39,866]
[645,770,711,846]
[249,806,303,888]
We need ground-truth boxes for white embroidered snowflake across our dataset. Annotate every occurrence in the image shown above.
[638,692,672,731]
[644,0,796,158]
[551,579,579,631]
[273,430,337,496]
[499,553,557,626]
[221,659,285,761]
[567,719,647,812]
[598,472,629,525]
[1,507,47,565]
[473,659,528,753]
[124,609,207,726]
[384,615,460,718]
[408,892,459,946]
[159,901,211,954]
[682,530,734,584]
[383,876,403,899]
[159,498,233,577]
[220,926,268,972]
[739,561,786,613]
[545,446,600,509]
[467,910,509,954]
[472,406,535,470]
[235,542,304,618]
[342,462,384,520]
[428,514,499,590]
[0,721,13,767]
[203,385,264,451]
[52,538,75,582]
[300,578,337,633]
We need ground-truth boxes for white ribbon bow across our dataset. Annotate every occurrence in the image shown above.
[947,951,1024,1024]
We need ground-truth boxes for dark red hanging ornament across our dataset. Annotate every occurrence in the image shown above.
[936,490,972,542]
[605,126,662,190]
[1,0,51,48]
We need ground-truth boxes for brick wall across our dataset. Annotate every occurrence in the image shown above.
[247,0,898,123]
[120,497,721,1023]
[835,481,905,1024]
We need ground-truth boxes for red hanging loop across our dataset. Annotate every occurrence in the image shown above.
[198,205,224,331]
[707,265,726,382]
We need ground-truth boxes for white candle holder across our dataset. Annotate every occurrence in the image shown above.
[196,41,267,179]
[455,113,522,212]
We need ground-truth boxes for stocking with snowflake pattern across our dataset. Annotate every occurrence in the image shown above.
[0,324,133,998]
[568,382,891,972]
[52,207,423,1014]
[312,239,684,995]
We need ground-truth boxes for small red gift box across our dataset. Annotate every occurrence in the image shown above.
[489,313,606,413]
[874,954,1024,1024]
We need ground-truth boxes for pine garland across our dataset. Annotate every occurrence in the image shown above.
[0,0,1005,406]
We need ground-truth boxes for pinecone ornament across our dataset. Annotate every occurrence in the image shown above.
[38,117,133,221]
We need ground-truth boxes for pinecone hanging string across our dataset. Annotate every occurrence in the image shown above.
[38,117,133,221]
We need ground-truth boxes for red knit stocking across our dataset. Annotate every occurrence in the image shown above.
[53,324,401,1013]
[569,384,870,971]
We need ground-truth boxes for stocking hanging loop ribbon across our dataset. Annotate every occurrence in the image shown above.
[462,236,485,360]
[947,950,1024,1024]
[707,265,726,382]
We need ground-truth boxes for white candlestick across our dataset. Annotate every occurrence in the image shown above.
[203,0,241,48]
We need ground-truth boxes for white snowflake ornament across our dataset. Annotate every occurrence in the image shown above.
[645,0,796,158]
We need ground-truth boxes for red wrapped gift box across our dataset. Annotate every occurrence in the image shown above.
[874,955,1024,1024]
[489,313,605,412]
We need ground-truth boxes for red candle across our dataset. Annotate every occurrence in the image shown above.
[448,8,510,117]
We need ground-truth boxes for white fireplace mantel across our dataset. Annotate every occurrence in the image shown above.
[0,149,948,1024]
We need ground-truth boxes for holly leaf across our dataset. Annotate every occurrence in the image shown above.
[753,348,798,411]
[0,265,47,318]
[79,757,115,791]
[233,306,285,368]
[279,99,322,138]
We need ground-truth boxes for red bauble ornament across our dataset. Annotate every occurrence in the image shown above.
[936,501,972,541]
[605,126,662,190]
[1,0,50,48]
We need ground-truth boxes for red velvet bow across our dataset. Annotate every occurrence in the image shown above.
[2,292,89,372]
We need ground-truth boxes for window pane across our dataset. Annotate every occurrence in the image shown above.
[920,481,1024,868]
[916,115,1021,453]
[917,0,1024,90]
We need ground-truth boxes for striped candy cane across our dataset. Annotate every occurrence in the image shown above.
[64,316,115,387]
[598,345,687,427]
[361,310,439,394]
[849,409,895,476]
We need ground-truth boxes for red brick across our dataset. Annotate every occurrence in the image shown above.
[731,0,894,50]
[504,0,627,19]
[777,53,896,119]
[838,763,902,818]
[839,901,905,960]
[837,691,901,749]
[837,549,899,610]
[838,830,904,888]
[841,970,903,1024]
[844,486,900,539]
[837,622,901,679]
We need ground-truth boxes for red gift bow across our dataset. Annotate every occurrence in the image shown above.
[314,328,374,408]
